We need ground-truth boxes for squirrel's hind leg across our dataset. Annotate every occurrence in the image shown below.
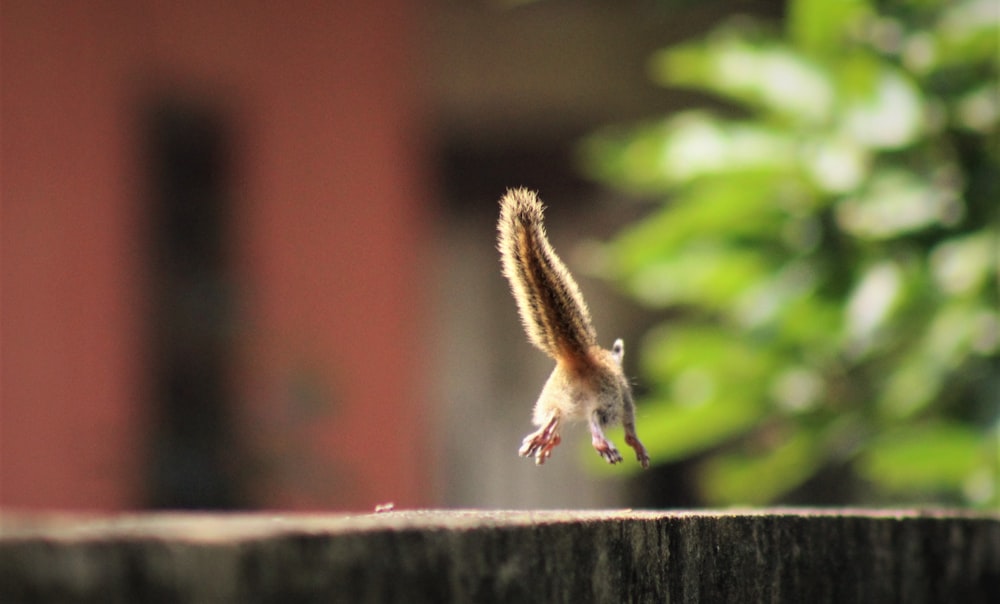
[622,389,651,469]
[519,411,561,465]
[588,415,624,465]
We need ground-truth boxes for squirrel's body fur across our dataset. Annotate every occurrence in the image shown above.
[498,188,650,468]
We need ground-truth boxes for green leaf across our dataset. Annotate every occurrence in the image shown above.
[641,324,784,396]
[631,396,766,463]
[652,37,835,125]
[834,169,959,240]
[787,0,872,56]
[626,243,773,309]
[581,112,801,193]
[931,0,1000,68]
[878,300,996,418]
[858,422,988,493]
[836,62,925,149]
[578,121,678,194]
[775,295,845,354]
[929,233,995,297]
[699,429,823,505]
[608,174,796,280]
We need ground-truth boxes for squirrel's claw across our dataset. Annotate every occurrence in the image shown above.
[592,439,624,465]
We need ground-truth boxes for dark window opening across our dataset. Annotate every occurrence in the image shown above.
[143,99,246,509]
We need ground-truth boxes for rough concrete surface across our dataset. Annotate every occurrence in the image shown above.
[1,509,997,603]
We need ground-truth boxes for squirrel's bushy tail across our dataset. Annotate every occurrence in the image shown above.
[498,188,597,364]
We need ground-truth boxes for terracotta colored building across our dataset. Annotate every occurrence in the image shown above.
[2,1,432,511]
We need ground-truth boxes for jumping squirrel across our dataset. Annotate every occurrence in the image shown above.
[497,188,650,468]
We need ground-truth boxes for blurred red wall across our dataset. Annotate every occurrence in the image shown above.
[1,1,432,511]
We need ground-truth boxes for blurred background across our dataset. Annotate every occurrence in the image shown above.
[2,0,997,512]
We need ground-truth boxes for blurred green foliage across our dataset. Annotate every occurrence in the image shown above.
[581,0,999,506]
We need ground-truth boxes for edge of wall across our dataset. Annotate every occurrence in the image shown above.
[2,509,998,603]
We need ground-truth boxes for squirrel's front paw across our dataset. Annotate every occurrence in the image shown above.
[519,415,562,465]
[519,431,561,465]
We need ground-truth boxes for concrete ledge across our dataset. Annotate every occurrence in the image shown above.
[2,509,998,603]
